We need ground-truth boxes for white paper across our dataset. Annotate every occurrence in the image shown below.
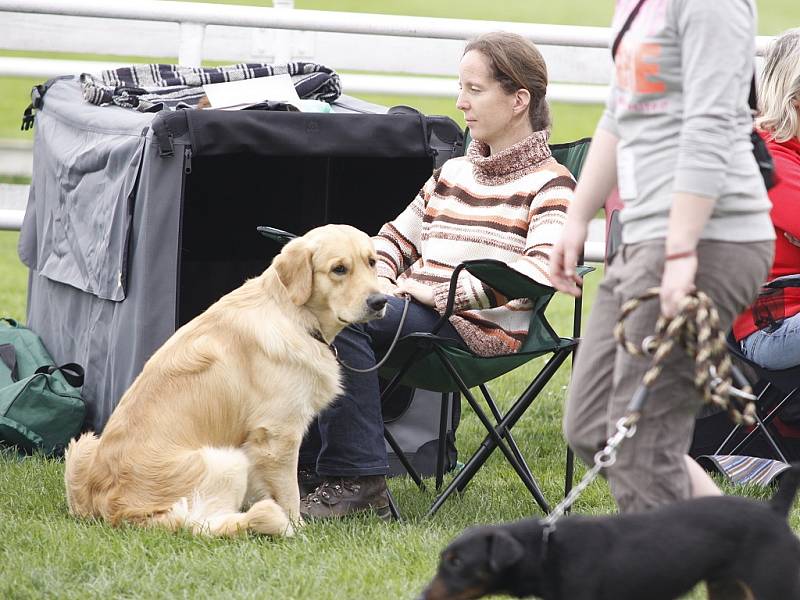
[202,74,301,110]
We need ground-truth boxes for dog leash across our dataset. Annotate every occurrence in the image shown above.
[540,288,758,536]
[318,295,411,374]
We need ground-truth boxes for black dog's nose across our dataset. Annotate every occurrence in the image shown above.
[366,293,388,312]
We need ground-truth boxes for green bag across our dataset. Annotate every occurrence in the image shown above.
[0,318,86,455]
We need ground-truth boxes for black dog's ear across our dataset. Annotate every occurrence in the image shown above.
[488,530,525,573]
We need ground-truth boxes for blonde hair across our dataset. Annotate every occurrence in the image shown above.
[757,28,800,142]
[464,32,550,131]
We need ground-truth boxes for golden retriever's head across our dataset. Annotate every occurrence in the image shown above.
[273,224,387,340]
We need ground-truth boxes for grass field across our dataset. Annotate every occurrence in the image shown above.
[2,258,787,600]
[0,228,795,599]
[2,2,800,599]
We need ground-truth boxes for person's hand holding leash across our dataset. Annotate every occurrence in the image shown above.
[660,250,698,318]
[396,278,435,306]
[661,192,715,318]
[550,216,587,297]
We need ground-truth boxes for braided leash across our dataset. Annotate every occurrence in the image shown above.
[542,288,757,529]
[614,288,756,425]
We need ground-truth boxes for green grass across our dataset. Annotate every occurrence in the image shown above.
[1,251,796,599]
[0,231,26,320]
[2,2,800,597]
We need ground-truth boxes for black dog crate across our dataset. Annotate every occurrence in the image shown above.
[21,78,463,430]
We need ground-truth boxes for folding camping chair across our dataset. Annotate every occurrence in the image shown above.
[713,274,800,463]
[380,138,593,518]
[259,137,593,519]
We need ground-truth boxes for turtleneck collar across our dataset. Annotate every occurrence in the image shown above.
[467,130,552,186]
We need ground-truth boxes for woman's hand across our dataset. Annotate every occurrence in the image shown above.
[396,278,435,306]
[549,217,588,297]
[659,253,698,318]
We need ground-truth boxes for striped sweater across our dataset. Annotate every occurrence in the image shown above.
[374,130,575,356]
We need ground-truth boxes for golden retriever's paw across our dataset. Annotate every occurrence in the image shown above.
[245,498,293,536]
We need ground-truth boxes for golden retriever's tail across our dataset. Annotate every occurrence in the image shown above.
[63,432,101,517]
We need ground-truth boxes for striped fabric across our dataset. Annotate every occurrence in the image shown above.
[697,454,791,487]
[80,62,341,112]
[373,130,574,356]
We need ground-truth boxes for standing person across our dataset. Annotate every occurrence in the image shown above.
[299,31,576,521]
[550,0,774,514]
[733,29,800,370]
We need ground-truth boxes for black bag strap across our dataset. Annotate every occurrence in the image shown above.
[0,343,19,382]
[612,0,649,61]
[34,363,85,388]
[749,77,758,112]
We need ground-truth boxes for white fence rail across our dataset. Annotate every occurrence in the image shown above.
[0,1,772,98]
[0,0,616,102]
[0,0,773,254]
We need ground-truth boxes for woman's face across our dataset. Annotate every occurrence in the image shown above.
[457,50,521,149]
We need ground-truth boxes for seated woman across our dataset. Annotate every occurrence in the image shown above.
[298,31,576,520]
[733,28,800,370]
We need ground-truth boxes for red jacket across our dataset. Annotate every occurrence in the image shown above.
[733,132,800,340]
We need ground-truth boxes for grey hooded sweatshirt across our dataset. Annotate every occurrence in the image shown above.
[599,0,774,244]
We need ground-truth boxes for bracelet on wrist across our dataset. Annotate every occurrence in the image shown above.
[664,249,697,261]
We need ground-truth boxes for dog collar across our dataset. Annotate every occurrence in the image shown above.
[310,329,338,358]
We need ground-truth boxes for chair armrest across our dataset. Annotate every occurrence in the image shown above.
[257,226,297,245]
[462,259,593,300]
[763,274,800,290]
[432,258,593,333]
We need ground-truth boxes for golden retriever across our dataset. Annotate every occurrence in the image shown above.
[64,224,387,537]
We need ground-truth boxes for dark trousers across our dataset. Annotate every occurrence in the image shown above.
[299,295,463,477]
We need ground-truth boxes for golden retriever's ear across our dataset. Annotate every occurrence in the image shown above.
[274,239,314,305]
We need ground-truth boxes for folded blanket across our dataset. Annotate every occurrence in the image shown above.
[696,454,791,486]
[81,62,341,112]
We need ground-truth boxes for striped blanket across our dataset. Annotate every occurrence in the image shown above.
[697,454,792,486]
[80,62,341,112]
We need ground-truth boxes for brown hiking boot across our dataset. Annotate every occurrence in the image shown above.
[300,475,392,522]
[298,466,323,497]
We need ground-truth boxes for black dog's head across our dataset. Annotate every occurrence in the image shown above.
[418,523,545,600]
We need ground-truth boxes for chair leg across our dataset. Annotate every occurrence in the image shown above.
[453,372,542,498]
[427,424,550,517]
[478,383,535,484]
[564,447,575,501]
[435,392,450,491]
[714,422,744,456]
[715,383,773,455]
[380,353,432,491]
[725,390,797,462]
[425,347,572,517]
[387,486,402,522]
[565,311,581,506]
[384,427,426,490]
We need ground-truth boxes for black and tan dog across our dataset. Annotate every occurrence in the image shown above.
[419,466,800,600]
